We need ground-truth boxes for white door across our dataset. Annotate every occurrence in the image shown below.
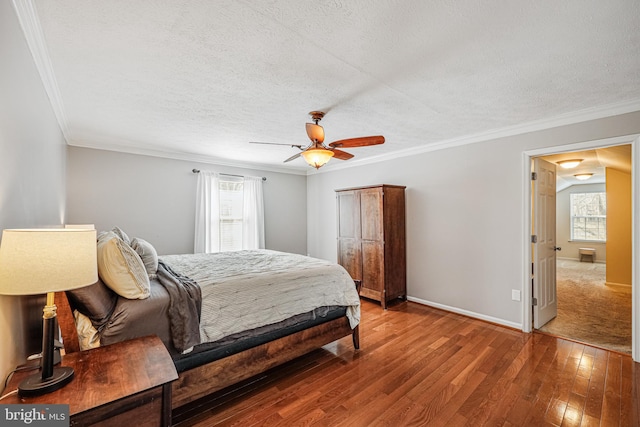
[533,158,558,328]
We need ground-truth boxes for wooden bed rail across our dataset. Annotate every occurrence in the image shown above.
[172,316,355,410]
[54,291,359,415]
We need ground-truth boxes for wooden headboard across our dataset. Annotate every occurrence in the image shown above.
[55,292,80,354]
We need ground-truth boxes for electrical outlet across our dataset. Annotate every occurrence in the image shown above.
[511,290,521,301]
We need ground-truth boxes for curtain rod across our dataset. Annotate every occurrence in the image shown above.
[192,169,266,181]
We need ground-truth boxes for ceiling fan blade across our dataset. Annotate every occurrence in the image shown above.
[250,141,304,150]
[331,149,354,160]
[329,135,385,148]
[284,152,302,163]
[305,123,325,143]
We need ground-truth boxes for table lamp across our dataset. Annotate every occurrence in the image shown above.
[0,228,97,397]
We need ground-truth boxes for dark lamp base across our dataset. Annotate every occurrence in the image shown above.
[18,366,75,397]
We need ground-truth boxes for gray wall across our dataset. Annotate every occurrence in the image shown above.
[66,147,308,255]
[0,2,67,382]
[307,111,640,328]
[556,183,607,262]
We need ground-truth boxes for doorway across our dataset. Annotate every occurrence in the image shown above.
[522,134,640,362]
[535,146,631,353]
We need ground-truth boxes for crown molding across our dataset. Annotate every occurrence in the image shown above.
[12,0,70,142]
[313,98,640,175]
[68,140,309,176]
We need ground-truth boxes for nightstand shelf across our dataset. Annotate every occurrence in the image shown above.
[3,335,178,426]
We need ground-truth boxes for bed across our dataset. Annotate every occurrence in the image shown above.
[55,229,360,415]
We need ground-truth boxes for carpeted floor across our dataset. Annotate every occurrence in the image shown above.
[538,259,632,354]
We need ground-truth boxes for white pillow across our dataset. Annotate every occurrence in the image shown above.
[130,237,159,280]
[74,310,101,351]
[97,232,150,299]
[111,226,131,245]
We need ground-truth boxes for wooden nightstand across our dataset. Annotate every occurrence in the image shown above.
[3,335,178,426]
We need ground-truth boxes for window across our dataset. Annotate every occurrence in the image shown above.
[194,172,265,253]
[218,179,244,252]
[570,192,606,241]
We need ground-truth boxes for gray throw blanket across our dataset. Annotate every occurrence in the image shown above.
[156,260,202,352]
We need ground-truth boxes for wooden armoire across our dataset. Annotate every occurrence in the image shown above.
[335,184,406,309]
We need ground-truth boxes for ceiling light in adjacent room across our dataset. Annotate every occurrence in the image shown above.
[301,148,334,169]
[558,159,583,169]
[574,173,593,180]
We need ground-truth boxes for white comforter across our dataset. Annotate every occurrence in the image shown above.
[160,250,360,343]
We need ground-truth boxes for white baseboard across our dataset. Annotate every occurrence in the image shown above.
[406,296,523,331]
[605,281,632,288]
[557,256,606,264]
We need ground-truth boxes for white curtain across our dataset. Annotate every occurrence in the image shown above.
[242,176,265,250]
[194,171,220,253]
[194,172,265,253]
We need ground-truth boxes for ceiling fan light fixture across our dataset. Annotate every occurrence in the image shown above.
[250,110,384,167]
[305,123,325,143]
[301,148,334,169]
[558,159,583,169]
[574,173,593,180]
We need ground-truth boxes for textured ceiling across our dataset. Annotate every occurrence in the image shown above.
[26,0,640,172]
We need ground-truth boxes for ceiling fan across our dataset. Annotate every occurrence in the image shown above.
[250,111,385,169]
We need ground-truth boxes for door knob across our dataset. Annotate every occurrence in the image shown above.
[553,246,562,251]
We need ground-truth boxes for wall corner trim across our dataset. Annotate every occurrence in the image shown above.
[12,0,70,143]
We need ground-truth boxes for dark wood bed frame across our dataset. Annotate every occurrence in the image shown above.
[55,292,359,412]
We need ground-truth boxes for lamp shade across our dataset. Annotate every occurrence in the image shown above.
[0,229,97,295]
[301,148,334,169]
[64,224,95,229]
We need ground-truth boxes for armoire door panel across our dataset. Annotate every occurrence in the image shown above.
[337,239,362,281]
[337,192,359,239]
[360,189,383,241]
[361,241,383,292]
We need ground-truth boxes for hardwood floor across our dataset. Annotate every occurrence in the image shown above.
[174,300,639,426]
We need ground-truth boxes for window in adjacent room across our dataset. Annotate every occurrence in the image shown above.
[570,192,606,241]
